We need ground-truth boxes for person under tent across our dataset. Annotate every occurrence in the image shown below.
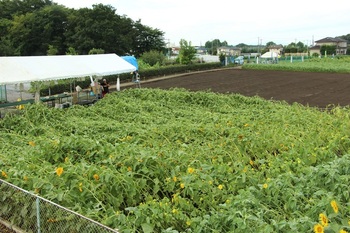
[100,79,110,97]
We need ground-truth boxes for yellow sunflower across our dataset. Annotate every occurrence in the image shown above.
[313,223,324,233]
[55,167,63,177]
[319,213,328,227]
[331,200,339,214]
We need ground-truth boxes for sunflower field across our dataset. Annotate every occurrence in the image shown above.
[1,88,350,232]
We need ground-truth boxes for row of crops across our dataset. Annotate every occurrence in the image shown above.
[1,87,350,232]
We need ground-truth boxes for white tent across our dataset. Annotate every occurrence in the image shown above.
[0,53,136,85]
[260,52,279,59]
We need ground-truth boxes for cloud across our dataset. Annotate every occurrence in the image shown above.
[53,0,350,46]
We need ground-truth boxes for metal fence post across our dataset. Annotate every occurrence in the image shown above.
[36,197,41,233]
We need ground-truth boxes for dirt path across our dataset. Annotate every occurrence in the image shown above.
[129,69,350,108]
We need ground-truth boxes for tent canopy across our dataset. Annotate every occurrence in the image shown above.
[121,56,139,70]
[261,52,279,58]
[0,54,136,85]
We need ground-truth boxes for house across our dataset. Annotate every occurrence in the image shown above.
[217,46,241,56]
[309,37,347,55]
[268,45,283,55]
[195,46,208,55]
[171,46,180,56]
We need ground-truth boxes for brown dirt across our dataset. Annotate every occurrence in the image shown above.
[128,68,350,108]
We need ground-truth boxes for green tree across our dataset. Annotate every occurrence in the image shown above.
[64,4,123,55]
[296,41,307,52]
[1,1,166,56]
[342,35,350,55]
[236,43,248,48]
[285,41,307,53]
[320,45,336,56]
[0,37,16,55]
[47,44,58,55]
[205,39,227,55]
[178,39,196,65]
[236,43,259,53]
[88,48,105,54]
[8,13,34,55]
[265,41,276,47]
[63,4,165,56]
[0,0,53,19]
[0,18,16,55]
[131,20,165,57]
[65,47,78,55]
[7,5,69,55]
[219,53,225,63]
[338,33,350,43]
[140,50,165,66]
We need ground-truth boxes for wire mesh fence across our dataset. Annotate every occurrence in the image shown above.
[278,55,311,62]
[0,179,120,233]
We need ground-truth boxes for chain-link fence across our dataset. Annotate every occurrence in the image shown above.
[0,179,120,233]
[278,55,311,63]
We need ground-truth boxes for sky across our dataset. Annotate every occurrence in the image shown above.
[53,0,350,47]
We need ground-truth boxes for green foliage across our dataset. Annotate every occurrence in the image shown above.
[0,37,16,56]
[47,44,58,55]
[140,50,166,67]
[137,59,153,70]
[137,62,222,80]
[243,57,350,73]
[65,47,78,55]
[178,39,196,65]
[339,33,350,43]
[131,21,166,57]
[1,2,165,56]
[0,0,54,19]
[219,53,225,63]
[64,4,126,55]
[320,45,336,56]
[1,88,350,232]
[284,41,308,53]
[88,48,105,54]
[6,4,70,55]
[204,39,227,55]
[265,41,276,47]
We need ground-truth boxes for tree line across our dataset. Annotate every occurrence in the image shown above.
[206,35,350,56]
[0,0,166,57]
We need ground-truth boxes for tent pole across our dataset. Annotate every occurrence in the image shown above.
[116,75,120,91]
[70,81,73,105]
[33,82,41,104]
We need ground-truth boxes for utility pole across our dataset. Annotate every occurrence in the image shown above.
[165,38,170,58]
[258,37,262,54]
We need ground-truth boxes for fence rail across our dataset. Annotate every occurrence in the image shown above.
[0,179,120,233]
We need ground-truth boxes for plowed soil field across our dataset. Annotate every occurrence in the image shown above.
[132,69,350,108]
